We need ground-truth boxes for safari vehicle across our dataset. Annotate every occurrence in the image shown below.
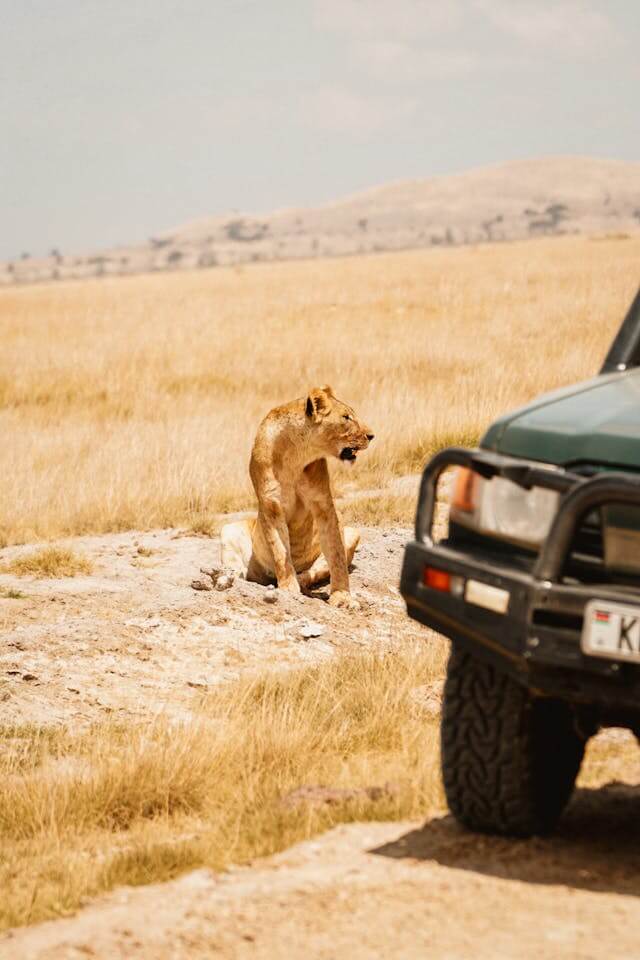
[401,287,640,837]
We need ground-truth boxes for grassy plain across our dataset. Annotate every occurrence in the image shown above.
[2,645,638,932]
[1,650,445,930]
[1,234,638,544]
[2,236,640,931]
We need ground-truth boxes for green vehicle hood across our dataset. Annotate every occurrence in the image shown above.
[482,369,640,470]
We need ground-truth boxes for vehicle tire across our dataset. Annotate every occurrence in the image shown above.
[441,645,586,837]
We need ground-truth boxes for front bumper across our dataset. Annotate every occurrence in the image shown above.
[400,447,640,714]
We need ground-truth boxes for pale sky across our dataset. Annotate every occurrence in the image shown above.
[1,0,638,260]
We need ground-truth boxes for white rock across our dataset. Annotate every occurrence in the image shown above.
[215,573,235,591]
[300,621,325,639]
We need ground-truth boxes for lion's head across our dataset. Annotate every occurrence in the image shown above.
[305,385,374,463]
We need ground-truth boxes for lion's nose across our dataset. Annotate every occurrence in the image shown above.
[366,433,375,441]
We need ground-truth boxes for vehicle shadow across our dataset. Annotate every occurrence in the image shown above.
[371,783,640,896]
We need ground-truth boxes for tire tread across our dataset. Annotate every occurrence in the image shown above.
[441,647,585,837]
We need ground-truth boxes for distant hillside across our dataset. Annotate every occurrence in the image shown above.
[4,156,640,285]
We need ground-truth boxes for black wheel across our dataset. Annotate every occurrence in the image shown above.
[441,646,586,837]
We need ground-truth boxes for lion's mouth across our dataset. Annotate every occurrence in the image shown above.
[339,447,358,462]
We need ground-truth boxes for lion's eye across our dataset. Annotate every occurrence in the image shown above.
[343,414,352,421]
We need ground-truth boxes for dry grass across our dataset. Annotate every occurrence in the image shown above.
[3,647,637,933]
[340,492,416,527]
[0,235,638,543]
[0,546,92,578]
[0,648,446,931]
[577,732,640,788]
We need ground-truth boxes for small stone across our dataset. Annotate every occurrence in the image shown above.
[300,621,325,639]
[22,673,38,682]
[191,579,212,592]
[263,589,278,604]
[215,573,234,591]
[197,566,234,591]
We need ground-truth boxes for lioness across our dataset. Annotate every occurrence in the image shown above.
[221,386,374,608]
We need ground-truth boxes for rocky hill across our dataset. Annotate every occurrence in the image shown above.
[4,156,640,285]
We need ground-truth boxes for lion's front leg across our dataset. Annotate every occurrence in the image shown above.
[255,492,300,593]
[303,465,356,609]
[250,463,300,593]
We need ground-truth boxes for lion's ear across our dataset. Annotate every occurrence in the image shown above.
[305,387,332,422]
[320,384,335,398]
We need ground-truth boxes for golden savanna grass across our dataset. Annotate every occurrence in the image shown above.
[1,234,638,543]
[340,491,417,527]
[3,238,640,933]
[1,649,446,931]
[2,646,636,932]
[0,546,92,578]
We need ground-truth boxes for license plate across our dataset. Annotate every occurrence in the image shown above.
[582,599,640,663]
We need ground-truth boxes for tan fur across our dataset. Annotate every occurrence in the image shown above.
[221,386,373,608]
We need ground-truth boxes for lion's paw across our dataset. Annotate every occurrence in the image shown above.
[328,590,359,611]
[278,577,302,595]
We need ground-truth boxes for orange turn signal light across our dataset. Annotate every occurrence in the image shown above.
[423,566,451,591]
[423,566,465,596]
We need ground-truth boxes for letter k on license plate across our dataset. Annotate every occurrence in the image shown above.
[582,599,640,663]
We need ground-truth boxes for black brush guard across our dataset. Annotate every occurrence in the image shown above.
[400,447,640,716]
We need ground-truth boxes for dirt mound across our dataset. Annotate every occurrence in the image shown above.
[0,525,429,727]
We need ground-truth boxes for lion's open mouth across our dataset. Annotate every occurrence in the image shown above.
[340,447,358,462]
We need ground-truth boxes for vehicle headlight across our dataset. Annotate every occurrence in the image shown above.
[450,466,560,549]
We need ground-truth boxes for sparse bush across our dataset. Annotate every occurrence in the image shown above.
[225,219,268,242]
[198,251,218,268]
[167,250,184,266]
[0,587,24,599]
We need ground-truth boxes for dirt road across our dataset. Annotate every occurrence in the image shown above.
[4,778,640,959]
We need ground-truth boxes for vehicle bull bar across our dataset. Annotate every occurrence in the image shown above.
[414,446,640,584]
[403,447,640,711]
